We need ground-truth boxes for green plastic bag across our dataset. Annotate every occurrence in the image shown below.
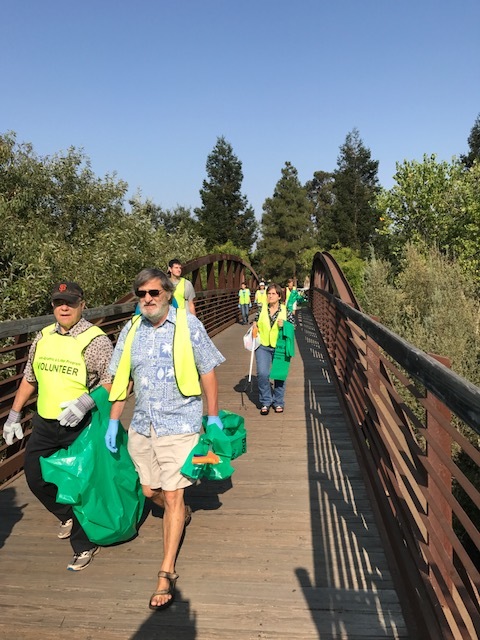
[180,409,247,481]
[40,386,145,546]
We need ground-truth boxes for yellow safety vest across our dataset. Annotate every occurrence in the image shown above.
[173,277,186,310]
[239,288,251,304]
[257,304,287,348]
[33,324,105,419]
[255,289,267,305]
[109,309,201,401]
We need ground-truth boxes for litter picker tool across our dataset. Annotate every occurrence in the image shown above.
[247,334,256,383]
[241,325,258,403]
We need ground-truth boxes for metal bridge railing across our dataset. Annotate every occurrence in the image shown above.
[0,253,259,484]
[309,251,480,640]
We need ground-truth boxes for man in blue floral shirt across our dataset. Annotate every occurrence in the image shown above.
[105,267,225,611]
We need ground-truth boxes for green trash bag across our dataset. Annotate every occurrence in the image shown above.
[40,386,145,546]
[181,409,247,481]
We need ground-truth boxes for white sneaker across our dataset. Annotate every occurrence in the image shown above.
[58,519,73,539]
[67,546,99,571]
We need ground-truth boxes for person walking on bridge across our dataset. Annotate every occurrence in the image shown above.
[238,281,251,325]
[168,258,196,315]
[3,281,113,571]
[254,281,267,310]
[252,283,295,415]
[105,267,225,611]
[285,278,298,315]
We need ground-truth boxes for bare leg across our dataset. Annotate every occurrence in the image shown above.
[149,487,165,509]
[150,487,185,607]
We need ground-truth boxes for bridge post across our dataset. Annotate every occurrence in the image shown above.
[426,353,453,601]
[190,265,202,292]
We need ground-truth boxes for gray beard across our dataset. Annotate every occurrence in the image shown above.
[142,302,170,325]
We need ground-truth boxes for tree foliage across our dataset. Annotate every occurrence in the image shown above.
[209,240,250,265]
[360,244,479,386]
[376,155,480,292]
[331,129,380,254]
[195,136,257,252]
[305,170,336,248]
[0,132,206,320]
[328,245,365,297]
[129,197,200,236]
[460,112,480,168]
[257,162,315,284]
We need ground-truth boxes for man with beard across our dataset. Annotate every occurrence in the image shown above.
[105,267,224,611]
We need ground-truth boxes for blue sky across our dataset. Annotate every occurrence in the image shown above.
[2,0,479,219]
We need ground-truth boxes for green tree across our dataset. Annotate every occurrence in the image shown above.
[0,132,206,320]
[0,132,128,318]
[328,245,365,298]
[332,129,380,253]
[195,136,257,252]
[210,239,250,264]
[460,112,480,168]
[136,201,199,236]
[361,244,479,387]
[258,162,314,283]
[376,155,480,291]
[305,170,336,248]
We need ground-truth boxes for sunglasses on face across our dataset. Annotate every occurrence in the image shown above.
[135,289,165,298]
[52,299,82,308]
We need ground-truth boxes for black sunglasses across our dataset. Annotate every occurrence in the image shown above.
[135,289,165,298]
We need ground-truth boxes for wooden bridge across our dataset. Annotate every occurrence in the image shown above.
[1,253,479,640]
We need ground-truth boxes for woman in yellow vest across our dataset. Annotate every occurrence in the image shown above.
[252,283,294,415]
[254,281,267,309]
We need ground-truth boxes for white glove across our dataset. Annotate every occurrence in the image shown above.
[57,393,95,427]
[3,409,24,445]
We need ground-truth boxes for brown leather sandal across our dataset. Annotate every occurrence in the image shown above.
[149,570,179,611]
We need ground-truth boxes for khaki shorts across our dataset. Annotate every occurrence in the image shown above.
[127,426,200,491]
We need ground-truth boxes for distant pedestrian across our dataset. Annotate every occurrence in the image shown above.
[238,282,251,325]
[254,281,267,310]
[168,258,196,315]
[285,278,298,315]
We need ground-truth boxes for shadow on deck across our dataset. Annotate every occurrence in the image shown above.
[0,309,413,639]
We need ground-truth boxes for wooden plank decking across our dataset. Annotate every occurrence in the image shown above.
[0,309,411,639]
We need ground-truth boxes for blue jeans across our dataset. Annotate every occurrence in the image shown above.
[240,304,250,323]
[255,344,286,408]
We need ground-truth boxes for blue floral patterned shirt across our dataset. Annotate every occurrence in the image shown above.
[109,306,225,437]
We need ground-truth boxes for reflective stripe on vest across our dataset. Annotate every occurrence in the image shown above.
[173,277,186,309]
[109,309,201,402]
[257,304,287,348]
[33,324,105,419]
